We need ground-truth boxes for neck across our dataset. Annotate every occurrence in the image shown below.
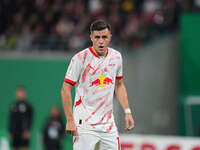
[92,47,107,56]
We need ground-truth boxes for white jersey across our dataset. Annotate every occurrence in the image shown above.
[64,47,123,133]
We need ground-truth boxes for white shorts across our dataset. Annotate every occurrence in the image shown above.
[73,128,120,150]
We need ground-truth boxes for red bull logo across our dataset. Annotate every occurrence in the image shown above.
[90,75,113,87]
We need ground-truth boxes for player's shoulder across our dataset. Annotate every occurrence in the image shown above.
[76,48,89,56]
[72,48,90,60]
[108,47,122,57]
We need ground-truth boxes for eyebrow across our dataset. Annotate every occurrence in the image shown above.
[95,35,108,38]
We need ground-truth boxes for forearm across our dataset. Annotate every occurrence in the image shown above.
[61,83,74,121]
[115,82,130,110]
[115,79,135,130]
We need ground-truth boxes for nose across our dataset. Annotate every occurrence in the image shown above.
[99,37,104,44]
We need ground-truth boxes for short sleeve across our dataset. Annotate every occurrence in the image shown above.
[116,53,123,79]
[64,55,82,85]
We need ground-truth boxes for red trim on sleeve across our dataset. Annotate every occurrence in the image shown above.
[64,78,76,85]
[116,76,123,79]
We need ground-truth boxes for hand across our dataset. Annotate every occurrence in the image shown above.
[22,130,30,139]
[125,113,134,131]
[66,120,78,136]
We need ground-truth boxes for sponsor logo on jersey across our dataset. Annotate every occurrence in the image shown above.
[90,75,113,87]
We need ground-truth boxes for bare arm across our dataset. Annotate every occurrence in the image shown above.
[61,82,78,136]
[115,78,135,131]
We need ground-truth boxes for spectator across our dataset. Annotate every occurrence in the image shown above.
[0,0,181,51]
[15,24,34,51]
[8,86,34,150]
[43,106,65,150]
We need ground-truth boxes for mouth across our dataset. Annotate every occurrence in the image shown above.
[96,46,106,56]
[99,46,104,50]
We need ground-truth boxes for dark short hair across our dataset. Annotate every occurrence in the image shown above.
[90,20,111,33]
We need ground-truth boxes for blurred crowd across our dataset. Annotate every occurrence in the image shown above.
[0,0,199,52]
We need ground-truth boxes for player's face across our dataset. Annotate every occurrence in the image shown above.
[90,28,112,56]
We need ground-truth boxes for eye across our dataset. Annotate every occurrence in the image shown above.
[102,36,107,39]
[95,36,100,39]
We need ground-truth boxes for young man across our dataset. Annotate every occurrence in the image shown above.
[61,20,134,150]
[9,86,33,150]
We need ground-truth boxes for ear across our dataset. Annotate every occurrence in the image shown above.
[108,33,112,41]
[90,34,93,42]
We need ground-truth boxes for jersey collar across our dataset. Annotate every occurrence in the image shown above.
[89,47,108,58]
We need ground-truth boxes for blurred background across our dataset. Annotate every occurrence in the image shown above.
[0,0,200,150]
